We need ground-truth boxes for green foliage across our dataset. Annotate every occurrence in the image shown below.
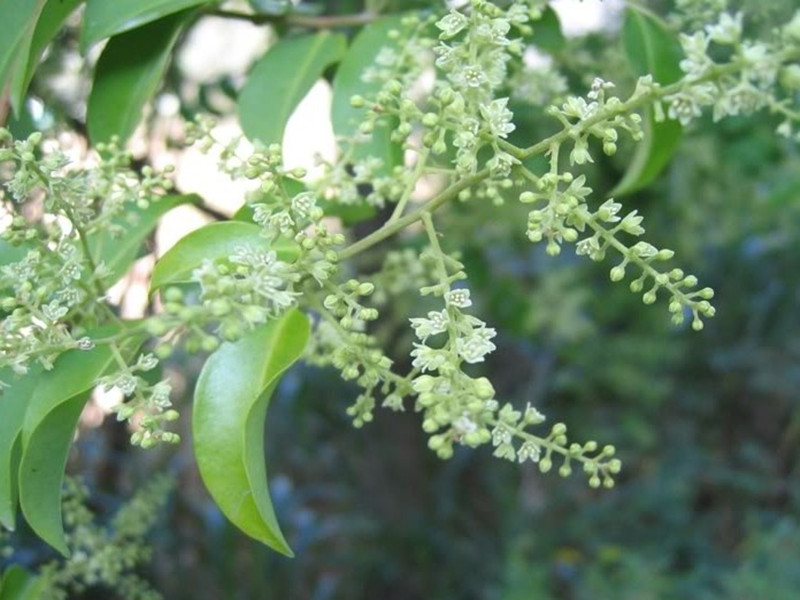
[87,12,190,144]
[239,31,348,146]
[1,0,799,596]
[612,6,684,195]
[19,324,144,556]
[193,309,309,555]
[81,0,211,50]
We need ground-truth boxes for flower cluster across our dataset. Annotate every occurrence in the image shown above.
[407,226,619,484]
[99,352,180,448]
[30,476,173,600]
[662,10,800,137]
[520,168,715,329]
[306,278,414,425]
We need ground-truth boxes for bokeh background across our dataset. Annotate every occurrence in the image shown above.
[3,0,800,598]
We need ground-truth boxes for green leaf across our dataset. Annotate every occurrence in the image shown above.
[531,7,566,54]
[0,241,28,267]
[18,327,144,556]
[0,0,46,115]
[331,15,405,178]
[239,32,347,146]
[150,222,298,292]
[611,7,684,197]
[0,566,45,600]
[622,7,683,85]
[82,0,211,50]
[87,194,196,285]
[0,369,39,530]
[14,0,82,111]
[193,309,310,555]
[87,12,188,144]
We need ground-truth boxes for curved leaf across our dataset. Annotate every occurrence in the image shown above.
[14,0,82,111]
[87,194,196,285]
[82,0,211,50]
[0,369,39,530]
[150,221,298,291]
[18,328,144,555]
[239,31,347,146]
[87,12,189,144]
[0,566,45,600]
[331,15,405,181]
[611,7,684,197]
[0,0,45,116]
[193,309,310,555]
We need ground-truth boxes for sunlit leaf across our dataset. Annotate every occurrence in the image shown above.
[193,309,310,555]
[239,32,347,146]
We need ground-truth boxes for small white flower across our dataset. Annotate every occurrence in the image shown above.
[411,344,449,372]
[479,98,516,138]
[445,288,472,309]
[705,12,743,45]
[409,310,449,341]
[436,11,468,39]
[455,327,497,364]
[518,441,542,463]
[491,424,512,446]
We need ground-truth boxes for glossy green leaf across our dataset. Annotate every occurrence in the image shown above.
[151,221,298,291]
[193,309,310,555]
[611,7,684,197]
[19,328,143,555]
[87,12,188,144]
[0,0,46,115]
[0,566,45,600]
[239,32,347,146]
[331,15,405,178]
[0,369,39,530]
[82,0,211,50]
[14,0,82,111]
[87,194,196,285]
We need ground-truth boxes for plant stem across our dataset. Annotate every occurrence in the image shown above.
[338,169,489,260]
[388,149,429,223]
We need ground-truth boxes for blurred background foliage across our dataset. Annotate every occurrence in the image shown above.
[3,0,800,598]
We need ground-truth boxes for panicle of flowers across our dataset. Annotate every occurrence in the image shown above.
[662,10,800,129]
[305,278,414,424]
[519,152,715,329]
[33,475,172,599]
[425,1,537,177]
[0,129,173,378]
[191,246,301,339]
[334,13,432,207]
[408,218,620,485]
[98,352,180,448]
[549,77,644,165]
